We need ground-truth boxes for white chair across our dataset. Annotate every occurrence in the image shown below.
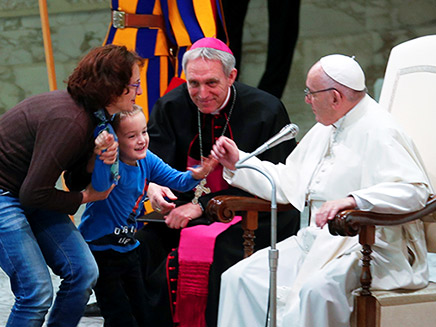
[329,34,436,327]
[207,35,436,327]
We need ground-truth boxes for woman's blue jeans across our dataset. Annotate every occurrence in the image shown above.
[0,190,99,327]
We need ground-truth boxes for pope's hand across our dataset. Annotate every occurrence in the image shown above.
[211,136,240,170]
[315,197,357,228]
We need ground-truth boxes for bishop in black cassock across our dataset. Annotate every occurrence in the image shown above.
[135,80,300,326]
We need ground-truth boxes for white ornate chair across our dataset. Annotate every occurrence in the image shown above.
[207,35,436,326]
[328,34,436,327]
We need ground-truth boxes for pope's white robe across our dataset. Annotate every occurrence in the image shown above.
[217,95,433,327]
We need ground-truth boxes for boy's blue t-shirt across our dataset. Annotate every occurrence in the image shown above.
[79,150,200,253]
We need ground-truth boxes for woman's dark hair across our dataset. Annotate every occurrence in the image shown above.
[67,44,144,112]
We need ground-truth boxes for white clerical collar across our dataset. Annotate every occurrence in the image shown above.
[332,94,369,130]
[211,86,232,115]
[332,116,345,129]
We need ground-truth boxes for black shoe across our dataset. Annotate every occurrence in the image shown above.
[83,302,101,317]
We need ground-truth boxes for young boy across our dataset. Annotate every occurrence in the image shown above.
[79,105,215,326]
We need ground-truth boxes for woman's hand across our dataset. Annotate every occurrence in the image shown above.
[81,183,116,204]
[95,131,118,165]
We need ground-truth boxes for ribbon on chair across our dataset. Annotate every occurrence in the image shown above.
[174,216,242,326]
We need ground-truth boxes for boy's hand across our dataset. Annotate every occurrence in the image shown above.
[94,131,118,164]
[188,155,219,180]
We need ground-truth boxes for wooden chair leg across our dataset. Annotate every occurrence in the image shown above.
[360,243,373,296]
[241,211,259,258]
[356,225,376,327]
[356,295,377,327]
[242,229,255,258]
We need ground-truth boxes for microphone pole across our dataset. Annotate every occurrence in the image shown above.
[235,123,298,327]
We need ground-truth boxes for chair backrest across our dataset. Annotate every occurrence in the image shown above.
[378,34,436,252]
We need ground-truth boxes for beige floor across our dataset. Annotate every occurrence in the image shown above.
[0,268,103,326]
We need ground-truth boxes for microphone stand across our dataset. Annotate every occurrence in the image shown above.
[235,160,278,327]
[233,123,298,327]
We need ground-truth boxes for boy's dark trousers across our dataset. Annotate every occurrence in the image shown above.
[92,248,150,327]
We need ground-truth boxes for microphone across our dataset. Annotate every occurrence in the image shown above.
[236,123,299,166]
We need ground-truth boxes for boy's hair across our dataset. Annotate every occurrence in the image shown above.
[112,105,144,131]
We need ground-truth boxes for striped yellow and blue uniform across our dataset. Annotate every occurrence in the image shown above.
[103,0,228,120]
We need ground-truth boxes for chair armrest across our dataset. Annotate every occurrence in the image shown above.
[327,194,436,306]
[328,195,436,237]
[206,195,293,223]
[206,195,294,257]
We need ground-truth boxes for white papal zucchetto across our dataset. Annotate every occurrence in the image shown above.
[320,54,366,91]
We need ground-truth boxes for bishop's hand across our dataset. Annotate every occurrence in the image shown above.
[148,182,177,214]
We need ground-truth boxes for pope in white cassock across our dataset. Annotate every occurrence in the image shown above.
[211,54,433,327]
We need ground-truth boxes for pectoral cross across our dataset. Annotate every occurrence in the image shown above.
[192,178,211,204]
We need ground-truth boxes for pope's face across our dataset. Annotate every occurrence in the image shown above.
[305,65,338,126]
[185,58,237,114]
